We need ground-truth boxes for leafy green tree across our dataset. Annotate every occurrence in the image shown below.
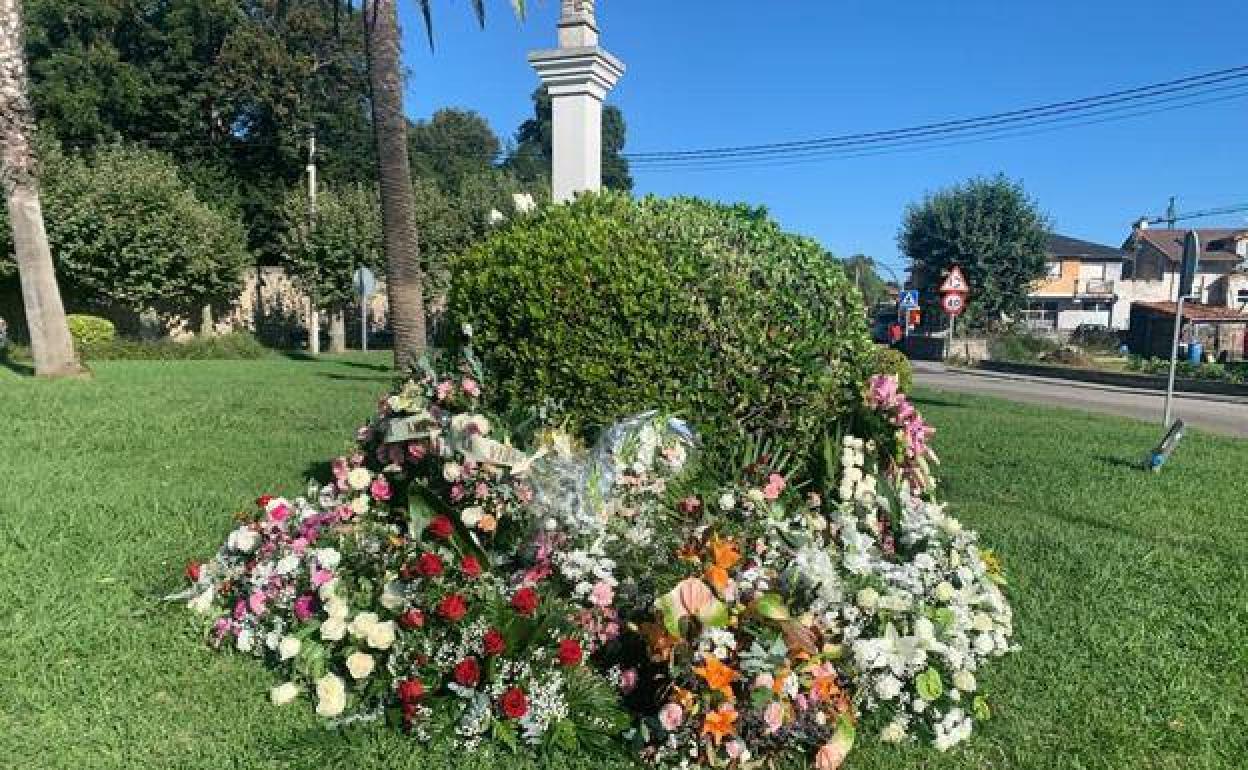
[1,142,250,326]
[408,109,501,192]
[278,182,383,350]
[898,175,1051,327]
[841,253,889,308]
[506,86,633,192]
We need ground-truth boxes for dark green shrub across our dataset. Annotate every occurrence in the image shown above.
[67,314,116,348]
[988,331,1059,363]
[1070,325,1122,352]
[448,193,876,454]
[874,346,914,391]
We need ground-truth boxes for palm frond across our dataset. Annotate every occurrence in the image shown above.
[416,0,435,50]
[469,0,487,27]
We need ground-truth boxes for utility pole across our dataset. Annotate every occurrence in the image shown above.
[306,133,320,355]
[1166,196,1177,230]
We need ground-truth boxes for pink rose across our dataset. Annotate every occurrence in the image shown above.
[370,477,392,501]
[815,739,850,770]
[589,581,615,608]
[763,473,786,501]
[331,457,349,480]
[436,381,454,401]
[658,702,684,731]
[267,503,291,524]
[311,568,333,587]
[474,482,490,500]
[293,594,317,621]
[407,442,427,461]
[726,740,746,760]
[461,377,481,398]
[247,592,267,615]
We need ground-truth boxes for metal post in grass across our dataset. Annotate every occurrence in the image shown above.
[1162,231,1201,428]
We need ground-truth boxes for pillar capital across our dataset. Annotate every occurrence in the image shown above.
[528,46,624,100]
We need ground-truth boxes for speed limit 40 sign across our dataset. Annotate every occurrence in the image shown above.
[940,292,967,317]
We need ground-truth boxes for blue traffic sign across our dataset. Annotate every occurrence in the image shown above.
[898,290,920,310]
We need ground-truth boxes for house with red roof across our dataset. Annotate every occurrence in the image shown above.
[1121,222,1248,310]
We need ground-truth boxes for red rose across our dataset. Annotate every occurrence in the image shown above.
[500,687,528,719]
[453,657,481,687]
[678,496,702,514]
[399,608,425,630]
[397,678,424,702]
[483,629,506,657]
[461,555,482,579]
[437,593,468,622]
[417,552,444,578]
[427,515,453,540]
[556,639,583,667]
[256,494,273,508]
[184,562,201,582]
[510,586,539,616]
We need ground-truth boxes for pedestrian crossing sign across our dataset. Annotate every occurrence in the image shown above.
[898,290,920,310]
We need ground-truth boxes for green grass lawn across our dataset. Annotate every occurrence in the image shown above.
[1,357,1245,770]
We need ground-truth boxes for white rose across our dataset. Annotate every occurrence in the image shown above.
[320,616,347,641]
[934,582,956,602]
[953,671,977,692]
[844,467,864,484]
[236,629,255,653]
[348,612,379,639]
[973,633,995,654]
[880,594,911,612]
[366,620,397,650]
[809,515,828,532]
[314,548,341,569]
[270,682,300,706]
[940,516,963,536]
[350,495,369,515]
[717,492,736,511]
[442,463,463,483]
[275,554,300,576]
[972,612,994,633]
[346,651,375,680]
[278,636,302,661]
[265,631,281,651]
[187,586,216,615]
[747,488,766,505]
[227,527,260,553]
[460,506,485,528]
[318,578,340,600]
[315,673,347,718]
[346,467,372,491]
[325,596,350,621]
[856,587,879,610]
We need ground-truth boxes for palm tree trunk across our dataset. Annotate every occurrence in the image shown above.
[0,0,85,378]
[364,0,426,371]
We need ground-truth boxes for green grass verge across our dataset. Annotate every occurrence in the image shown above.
[0,358,1244,769]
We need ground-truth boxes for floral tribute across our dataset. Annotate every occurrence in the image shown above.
[177,339,1014,768]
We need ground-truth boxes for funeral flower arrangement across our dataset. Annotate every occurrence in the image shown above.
[178,343,1014,768]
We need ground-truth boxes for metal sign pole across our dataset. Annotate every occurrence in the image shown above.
[361,293,368,353]
[1162,295,1186,428]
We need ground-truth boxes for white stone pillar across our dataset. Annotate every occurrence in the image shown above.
[528,0,624,203]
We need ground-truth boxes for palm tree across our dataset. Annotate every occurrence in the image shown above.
[361,0,525,372]
[0,0,85,378]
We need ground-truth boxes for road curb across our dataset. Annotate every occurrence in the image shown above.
[944,365,1248,406]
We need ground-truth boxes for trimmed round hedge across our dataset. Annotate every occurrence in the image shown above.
[448,193,876,455]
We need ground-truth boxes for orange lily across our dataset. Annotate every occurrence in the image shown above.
[694,654,739,701]
[704,535,741,592]
[701,706,738,745]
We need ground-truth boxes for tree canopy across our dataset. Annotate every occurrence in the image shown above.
[506,87,633,192]
[278,183,383,312]
[1,141,250,319]
[898,175,1051,327]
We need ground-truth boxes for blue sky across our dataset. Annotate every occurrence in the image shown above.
[399,0,1247,276]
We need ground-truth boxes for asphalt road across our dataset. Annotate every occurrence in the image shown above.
[912,362,1248,439]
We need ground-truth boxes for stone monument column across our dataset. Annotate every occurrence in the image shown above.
[528,0,625,202]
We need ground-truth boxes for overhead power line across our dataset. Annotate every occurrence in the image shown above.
[624,64,1248,169]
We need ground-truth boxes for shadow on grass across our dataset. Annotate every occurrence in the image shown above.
[278,350,392,373]
[911,395,968,409]
[1094,454,1149,472]
[0,357,35,377]
[320,373,393,383]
